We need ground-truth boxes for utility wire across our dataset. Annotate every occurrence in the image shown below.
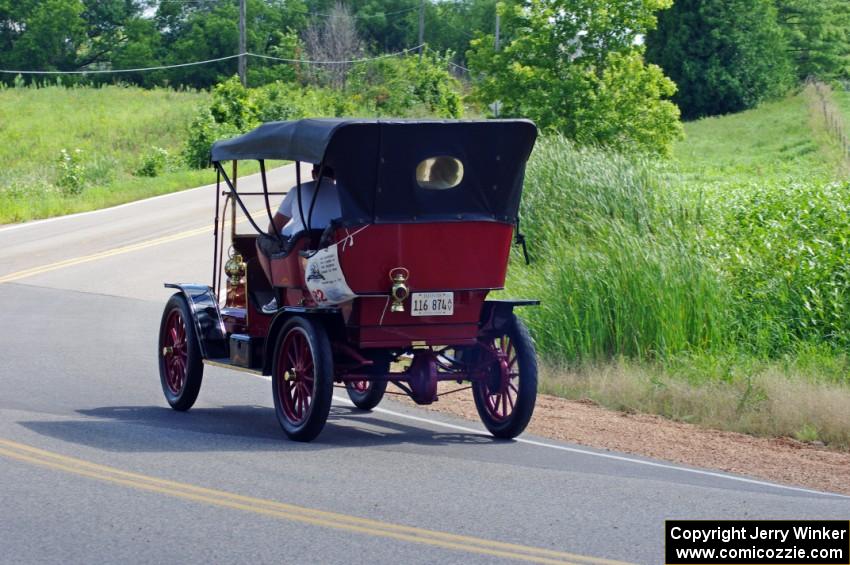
[250,44,422,64]
[0,54,242,75]
[448,61,471,73]
[298,5,419,19]
[0,46,424,75]
[157,0,418,20]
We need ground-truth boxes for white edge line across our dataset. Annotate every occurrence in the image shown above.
[242,372,848,500]
[0,164,295,234]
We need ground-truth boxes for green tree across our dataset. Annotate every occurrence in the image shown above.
[0,0,146,82]
[155,0,307,88]
[109,17,163,87]
[426,0,496,67]
[347,49,463,117]
[468,0,682,155]
[645,0,794,119]
[1,0,88,72]
[776,0,850,80]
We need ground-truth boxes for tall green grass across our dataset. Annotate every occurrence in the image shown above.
[509,135,850,372]
[507,134,850,445]
[508,137,729,362]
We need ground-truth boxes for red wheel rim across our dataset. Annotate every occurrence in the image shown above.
[276,328,315,425]
[163,309,188,395]
[350,380,370,394]
[481,335,519,422]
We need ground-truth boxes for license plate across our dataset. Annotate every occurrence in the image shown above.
[411,292,454,316]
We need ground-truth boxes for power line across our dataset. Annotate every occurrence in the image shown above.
[304,6,419,19]
[156,0,418,20]
[0,54,242,75]
[0,46,425,75]
[448,61,471,73]
[248,44,422,64]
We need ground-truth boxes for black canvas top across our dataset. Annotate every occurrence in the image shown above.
[210,118,538,225]
[211,118,358,163]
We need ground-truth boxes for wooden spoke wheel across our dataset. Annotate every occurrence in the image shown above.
[272,316,334,442]
[471,314,537,439]
[158,293,204,411]
[345,377,388,411]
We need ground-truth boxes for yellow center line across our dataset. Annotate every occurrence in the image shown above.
[0,210,269,285]
[0,439,633,565]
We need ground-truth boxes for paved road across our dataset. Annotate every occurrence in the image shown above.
[1,167,847,565]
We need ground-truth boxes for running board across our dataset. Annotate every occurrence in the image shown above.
[203,358,264,376]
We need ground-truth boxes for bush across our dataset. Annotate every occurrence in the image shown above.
[56,149,85,196]
[183,108,240,169]
[208,77,258,132]
[348,51,464,118]
[134,146,170,177]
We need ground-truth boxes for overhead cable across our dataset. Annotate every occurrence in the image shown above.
[248,44,423,64]
[0,46,425,75]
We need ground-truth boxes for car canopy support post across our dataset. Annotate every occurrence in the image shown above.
[214,161,265,235]
[295,161,306,235]
[212,166,222,291]
[259,160,280,241]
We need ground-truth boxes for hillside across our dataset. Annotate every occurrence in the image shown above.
[674,89,846,186]
[0,85,210,223]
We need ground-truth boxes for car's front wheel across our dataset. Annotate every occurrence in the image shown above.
[158,293,204,411]
[271,316,334,442]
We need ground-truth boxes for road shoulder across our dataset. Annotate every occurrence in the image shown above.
[403,384,850,496]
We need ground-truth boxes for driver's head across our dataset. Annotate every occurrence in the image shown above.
[311,163,335,180]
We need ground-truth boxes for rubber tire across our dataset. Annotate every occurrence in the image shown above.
[271,316,334,442]
[345,377,388,411]
[158,293,204,411]
[471,314,537,439]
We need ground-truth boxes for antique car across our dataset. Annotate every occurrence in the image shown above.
[158,118,539,442]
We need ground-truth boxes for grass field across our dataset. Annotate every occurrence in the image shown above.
[0,84,217,223]
[674,90,845,186]
[505,87,850,448]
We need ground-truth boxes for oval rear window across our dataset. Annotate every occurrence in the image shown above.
[415,156,464,190]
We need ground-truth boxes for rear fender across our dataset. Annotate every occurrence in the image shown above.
[164,283,227,359]
[479,299,539,335]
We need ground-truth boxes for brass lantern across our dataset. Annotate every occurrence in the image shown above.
[389,267,410,313]
[224,247,247,307]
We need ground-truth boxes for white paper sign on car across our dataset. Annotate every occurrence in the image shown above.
[304,244,357,305]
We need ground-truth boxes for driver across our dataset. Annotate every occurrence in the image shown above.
[257,163,342,313]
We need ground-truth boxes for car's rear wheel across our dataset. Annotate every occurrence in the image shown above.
[345,378,388,411]
[158,293,204,411]
[271,316,333,442]
[470,314,537,439]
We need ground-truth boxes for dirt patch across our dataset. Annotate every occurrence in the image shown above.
[395,383,850,496]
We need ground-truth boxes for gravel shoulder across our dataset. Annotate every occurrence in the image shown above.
[399,383,850,496]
